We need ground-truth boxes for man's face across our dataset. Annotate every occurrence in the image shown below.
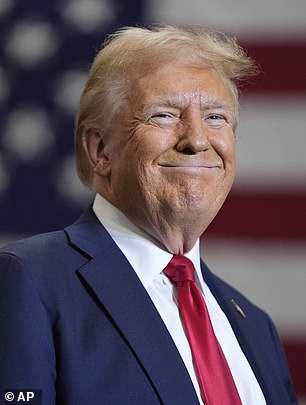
[96,61,236,243]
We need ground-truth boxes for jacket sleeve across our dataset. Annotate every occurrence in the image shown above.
[0,252,56,404]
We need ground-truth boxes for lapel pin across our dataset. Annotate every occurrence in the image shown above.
[231,299,246,319]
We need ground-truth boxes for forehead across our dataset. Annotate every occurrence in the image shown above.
[130,61,235,109]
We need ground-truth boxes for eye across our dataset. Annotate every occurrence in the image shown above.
[150,112,179,127]
[152,112,175,119]
[205,114,227,127]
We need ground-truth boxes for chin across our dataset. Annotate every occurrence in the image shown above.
[170,198,212,219]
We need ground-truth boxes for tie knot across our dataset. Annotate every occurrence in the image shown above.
[164,255,196,283]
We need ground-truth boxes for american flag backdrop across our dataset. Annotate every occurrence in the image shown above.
[0,0,146,236]
[148,0,306,401]
[0,0,305,402]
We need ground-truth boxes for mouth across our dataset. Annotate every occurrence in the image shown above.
[158,163,221,169]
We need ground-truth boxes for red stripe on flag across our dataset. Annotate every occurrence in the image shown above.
[283,339,306,396]
[241,43,306,93]
[207,191,306,239]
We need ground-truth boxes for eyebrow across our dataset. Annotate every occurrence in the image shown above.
[143,95,235,116]
[142,98,181,114]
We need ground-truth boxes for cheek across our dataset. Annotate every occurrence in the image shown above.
[139,128,174,156]
[226,141,236,171]
[215,131,236,168]
[212,132,236,195]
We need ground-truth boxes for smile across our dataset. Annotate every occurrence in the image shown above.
[159,163,220,169]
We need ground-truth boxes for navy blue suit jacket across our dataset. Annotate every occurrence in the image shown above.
[0,207,297,404]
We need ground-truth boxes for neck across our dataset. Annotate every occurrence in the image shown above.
[133,213,207,255]
[95,191,209,255]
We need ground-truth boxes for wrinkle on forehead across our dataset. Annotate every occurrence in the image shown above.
[127,59,238,126]
[134,63,237,122]
[144,93,234,111]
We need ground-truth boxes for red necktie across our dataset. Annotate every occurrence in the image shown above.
[164,255,242,405]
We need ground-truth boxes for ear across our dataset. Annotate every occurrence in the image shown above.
[82,126,111,177]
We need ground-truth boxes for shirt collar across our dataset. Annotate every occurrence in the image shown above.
[92,193,203,290]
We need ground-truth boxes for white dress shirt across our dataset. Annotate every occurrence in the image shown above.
[93,194,266,405]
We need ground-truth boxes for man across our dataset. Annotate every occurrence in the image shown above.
[0,26,297,404]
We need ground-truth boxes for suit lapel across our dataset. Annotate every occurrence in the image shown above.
[66,208,293,404]
[65,208,199,405]
[202,262,291,405]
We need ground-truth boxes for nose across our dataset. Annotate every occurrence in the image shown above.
[176,110,210,154]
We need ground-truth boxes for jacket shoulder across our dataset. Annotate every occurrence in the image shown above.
[0,230,70,263]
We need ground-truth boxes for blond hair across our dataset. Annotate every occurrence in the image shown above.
[75,25,258,186]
